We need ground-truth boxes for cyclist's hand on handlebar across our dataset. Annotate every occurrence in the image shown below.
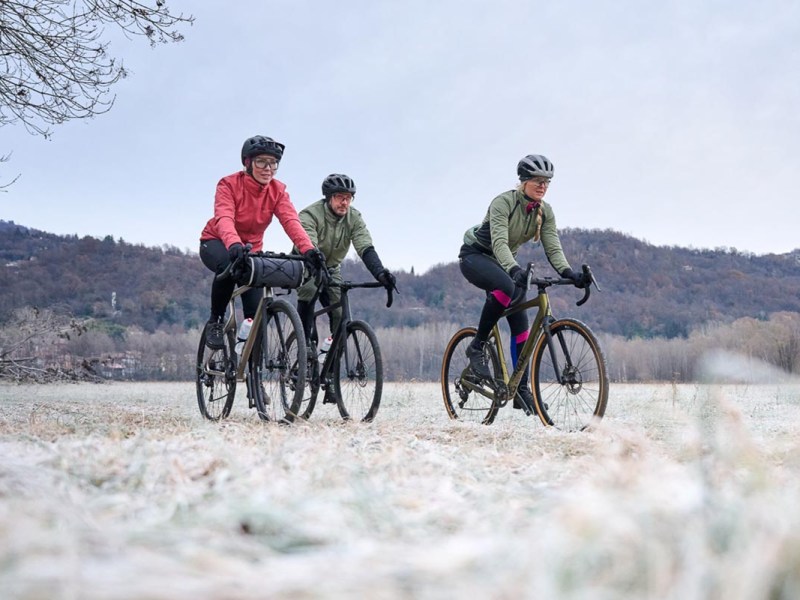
[376,268,396,290]
[510,265,527,288]
[304,247,330,285]
[303,247,325,269]
[561,267,589,288]
[228,242,245,263]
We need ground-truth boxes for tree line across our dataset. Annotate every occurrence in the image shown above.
[1,221,799,382]
[2,306,798,384]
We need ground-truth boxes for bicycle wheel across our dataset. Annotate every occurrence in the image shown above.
[531,318,609,431]
[440,327,501,425]
[285,330,320,420]
[195,326,235,420]
[252,299,307,423]
[333,320,382,422]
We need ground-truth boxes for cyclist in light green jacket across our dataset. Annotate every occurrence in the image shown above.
[295,173,396,345]
[459,154,587,410]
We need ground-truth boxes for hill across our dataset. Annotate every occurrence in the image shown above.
[2,220,799,339]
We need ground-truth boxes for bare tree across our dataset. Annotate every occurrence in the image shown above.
[0,306,98,381]
[0,0,194,138]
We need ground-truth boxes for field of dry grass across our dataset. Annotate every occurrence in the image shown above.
[2,379,800,599]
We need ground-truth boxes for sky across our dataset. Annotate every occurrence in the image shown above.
[2,0,799,273]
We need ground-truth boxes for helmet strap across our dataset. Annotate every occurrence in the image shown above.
[243,157,254,176]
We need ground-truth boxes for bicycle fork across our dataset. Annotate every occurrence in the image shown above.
[541,317,580,389]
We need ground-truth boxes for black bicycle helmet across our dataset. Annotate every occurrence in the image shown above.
[321,173,357,197]
[517,154,554,181]
[241,135,285,165]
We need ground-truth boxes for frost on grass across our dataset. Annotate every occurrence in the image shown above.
[1,381,800,599]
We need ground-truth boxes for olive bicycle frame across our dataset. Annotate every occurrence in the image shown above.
[458,263,596,408]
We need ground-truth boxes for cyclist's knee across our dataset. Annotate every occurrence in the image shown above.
[488,287,514,309]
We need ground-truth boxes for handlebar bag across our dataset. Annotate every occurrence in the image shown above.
[240,256,304,289]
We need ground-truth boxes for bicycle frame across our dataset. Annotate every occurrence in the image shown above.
[310,281,386,380]
[459,263,593,405]
[490,294,549,396]
[223,285,273,381]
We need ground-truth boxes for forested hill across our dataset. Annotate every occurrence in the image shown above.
[2,219,799,339]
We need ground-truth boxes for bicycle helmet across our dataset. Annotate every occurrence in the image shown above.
[517,154,554,181]
[241,135,285,165]
[321,173,357,197]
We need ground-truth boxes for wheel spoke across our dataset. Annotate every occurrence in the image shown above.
[334,321,382,422]
[533,320,608,431]
[441,328,499,425]
[253,300,306,423]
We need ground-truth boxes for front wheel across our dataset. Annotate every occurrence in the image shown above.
[440,328,501,425]
[286,331,320,420]
[333,320,382,422]
[252,299,306,423]
[531,318,609,431]
[195,326,235,421]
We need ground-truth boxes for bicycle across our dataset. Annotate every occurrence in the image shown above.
[286,280,395,422]
[195,248,309,423]
[441,263,609,431]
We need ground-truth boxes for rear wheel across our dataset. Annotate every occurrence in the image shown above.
[195,326,235,420]
[531,318,609,431]
[440,328,501,425]
[252,300,306,423]
[333,320,382,422]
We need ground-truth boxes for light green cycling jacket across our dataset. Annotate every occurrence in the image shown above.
[297,199,374,268]
[463,188,571,275]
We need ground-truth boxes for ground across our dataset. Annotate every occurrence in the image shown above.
[1,381,800,599]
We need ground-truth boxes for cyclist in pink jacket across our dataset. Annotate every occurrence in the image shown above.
[199,135,326,349]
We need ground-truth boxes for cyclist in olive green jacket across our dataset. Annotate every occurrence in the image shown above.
[459,154,587,410]
[295,173,396,345]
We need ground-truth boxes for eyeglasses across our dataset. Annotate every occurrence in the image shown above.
[332,193,353,203]
[528,177,551,187]
[252,157,279,171]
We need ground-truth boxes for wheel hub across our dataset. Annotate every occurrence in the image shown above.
[563,366,583,394]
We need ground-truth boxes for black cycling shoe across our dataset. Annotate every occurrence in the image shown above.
[514,386,535,411]
[205,317,226,350]
[465,341,492,381]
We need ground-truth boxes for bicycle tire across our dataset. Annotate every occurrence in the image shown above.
[252,299,307,423]
[531,318,609,431]
[286,330,320,420]
[440,327,501,425]
[333,320,383,422]
[195,326,236,420]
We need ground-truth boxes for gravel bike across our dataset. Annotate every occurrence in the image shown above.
[195,249,308,423]
[441,263,608,431]
[286,280,394,422]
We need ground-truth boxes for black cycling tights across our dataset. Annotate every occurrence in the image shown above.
[459,246,531,377]
[199,239,261,320]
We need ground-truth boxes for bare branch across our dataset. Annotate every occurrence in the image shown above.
[1,151,21,191]
[0,0,194,136]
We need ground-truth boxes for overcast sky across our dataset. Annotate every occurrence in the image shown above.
[2,0,799,273]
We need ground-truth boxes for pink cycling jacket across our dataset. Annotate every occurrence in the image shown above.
[200,171,313,254]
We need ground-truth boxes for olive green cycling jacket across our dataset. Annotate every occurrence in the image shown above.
[463,188,571,275]
[297,199,375,268]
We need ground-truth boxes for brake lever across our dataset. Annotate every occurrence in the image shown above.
[576,264,598,307]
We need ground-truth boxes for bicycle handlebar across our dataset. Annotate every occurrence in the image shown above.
[331,280,395,308]
[524,262,600,307]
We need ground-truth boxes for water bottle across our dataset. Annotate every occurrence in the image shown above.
[235,318,253,357]
[318,335,333,365]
